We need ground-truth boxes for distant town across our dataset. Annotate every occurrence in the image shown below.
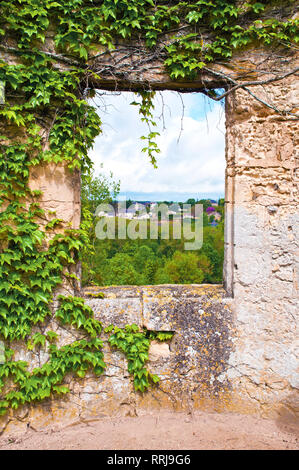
[96,198,224,227]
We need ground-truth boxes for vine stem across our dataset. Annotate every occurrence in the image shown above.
[203,66,299,119]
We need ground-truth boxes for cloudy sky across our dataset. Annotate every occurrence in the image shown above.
[88,90,225,202]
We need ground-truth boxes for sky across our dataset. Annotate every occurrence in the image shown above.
[88,90,225,202]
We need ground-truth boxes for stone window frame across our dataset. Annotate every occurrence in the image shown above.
[89,85,235,298]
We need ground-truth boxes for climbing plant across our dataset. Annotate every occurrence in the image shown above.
[0,0,298,416]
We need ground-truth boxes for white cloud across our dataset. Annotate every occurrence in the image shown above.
[89,91,225,199]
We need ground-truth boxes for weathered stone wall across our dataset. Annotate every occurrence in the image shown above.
[2,285,236,434]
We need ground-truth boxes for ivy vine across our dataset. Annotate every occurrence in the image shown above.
[0,0,297,417]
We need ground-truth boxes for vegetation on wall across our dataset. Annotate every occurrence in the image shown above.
[0,0,297,416]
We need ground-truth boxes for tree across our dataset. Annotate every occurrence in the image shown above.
[105,253,138,285]
[197,253,213,282]
[203,212,209,227]
[133,245,154,272]
[154,267,171,284]
[143,258,159,284]
[201,242,222,282]
[186,198,196,206]
[198,199,211,211]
